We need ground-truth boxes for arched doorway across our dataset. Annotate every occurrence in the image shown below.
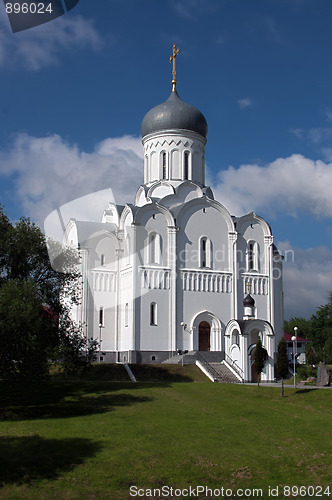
[199,321,210,351]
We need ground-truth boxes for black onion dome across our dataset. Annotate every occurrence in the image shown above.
[141,89,208,139]
[243,294,255,307]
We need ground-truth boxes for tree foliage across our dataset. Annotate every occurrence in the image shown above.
[0,206,96,383]
[285,292,332,364]
[254,337,265,386]
[276,337,289,397]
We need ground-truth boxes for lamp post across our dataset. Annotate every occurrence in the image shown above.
[98,322,103,363]
[179,322,189,365]
[291,326,298,389]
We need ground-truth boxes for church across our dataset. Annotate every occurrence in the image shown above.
[63,45,284,382]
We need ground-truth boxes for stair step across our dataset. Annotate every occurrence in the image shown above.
[209,363,239,383]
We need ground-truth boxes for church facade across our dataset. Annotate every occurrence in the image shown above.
[64,49,284,382]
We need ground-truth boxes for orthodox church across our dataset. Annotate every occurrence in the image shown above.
[63,45,284,382]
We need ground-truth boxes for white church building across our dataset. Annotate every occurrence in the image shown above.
[63,47,284,382]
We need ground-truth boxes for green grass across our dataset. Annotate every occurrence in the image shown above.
[0,377,331,499]
[49,363,209,383]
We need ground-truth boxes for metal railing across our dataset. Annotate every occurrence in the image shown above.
[196,352,221,381]
[224,353,244,381]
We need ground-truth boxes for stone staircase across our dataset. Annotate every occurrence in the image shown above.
[209,363,240,383]
[162,351,241,383]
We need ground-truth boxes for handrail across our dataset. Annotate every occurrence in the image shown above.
[224,353,244,380]
[196,352,221,381]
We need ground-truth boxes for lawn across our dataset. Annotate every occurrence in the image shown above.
[0,367,331,499]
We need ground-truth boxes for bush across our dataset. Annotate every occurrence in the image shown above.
[296,365,317,380]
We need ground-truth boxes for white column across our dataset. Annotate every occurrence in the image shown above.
[80,248,89,340]
[240,335,249,382]
[168,225,178,352]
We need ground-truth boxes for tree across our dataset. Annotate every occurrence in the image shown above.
[254,337,265,386]
[276,337,289,397]
[0,280,58,382]
[0,206,96,383]
[55,310,98,380]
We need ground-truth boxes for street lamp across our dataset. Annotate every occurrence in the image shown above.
[98,322,104,363]
[179,322,189,366]
[291,326,298,389]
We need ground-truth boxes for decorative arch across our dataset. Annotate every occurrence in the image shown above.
[177,196,236,234]
[236,212,272,239]
[190,311,224,352]
[146,181,175,200]
[119,204,136,230]
[134,202,175,227]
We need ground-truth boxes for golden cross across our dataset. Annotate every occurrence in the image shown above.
[247,282,251,295]
[169,43,180,91]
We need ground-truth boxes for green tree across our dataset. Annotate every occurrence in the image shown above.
[254,337,265,386]
[276,337,289,397]
[284,317,311,340]
[0,206,96,382]
[0,280,58,382]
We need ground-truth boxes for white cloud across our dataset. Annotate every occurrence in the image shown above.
[277,241,332,319]
[325,108,332,123]
[308,127,332,145]
[237,98,253,109]
[290,128,304,140]
[0,133,143,225]
[212,154,332,218]
[0,13,102,70]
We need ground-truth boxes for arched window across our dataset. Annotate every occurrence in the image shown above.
[162,152,167,179]
[148,232,162,265]
[99,307,104,326]
[150,302,157,326]
[232,330,239,346]
[125,303,129,327]
[248,241,259,271]
[200,237,212,268]
[184,151,189,180]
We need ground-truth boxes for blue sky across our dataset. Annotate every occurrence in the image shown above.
[1,0,332,320]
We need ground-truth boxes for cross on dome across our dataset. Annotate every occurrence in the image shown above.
[169,43,180,91]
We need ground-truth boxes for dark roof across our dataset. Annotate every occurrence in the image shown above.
[141,89,208,139]
[243,294,255,307]
[284,331,311,343]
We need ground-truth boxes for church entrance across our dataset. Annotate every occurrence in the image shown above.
[199,321,210,351]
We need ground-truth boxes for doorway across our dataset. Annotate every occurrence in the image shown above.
[199,321,211,351]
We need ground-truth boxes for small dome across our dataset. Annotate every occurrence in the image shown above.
[243,294,255,307]
[141,89,208,139]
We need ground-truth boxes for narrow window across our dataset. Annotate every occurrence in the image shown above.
[184,152,189,180]
[200,237,212,268]
[162,152,167,179]
[232,330,239,346]
[99,307,104,326]
[150,233,156,264]
[148,232,162,264]
[100,254,105,266]
[125,303,129,327]
[202,238,207,267]
[248,242,254,271]
[150,302,157,326]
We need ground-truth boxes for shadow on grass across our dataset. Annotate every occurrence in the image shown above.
[295,388,319,394]
[0,382,152,421]
[0,435,101,485]
[129,364,196,382]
